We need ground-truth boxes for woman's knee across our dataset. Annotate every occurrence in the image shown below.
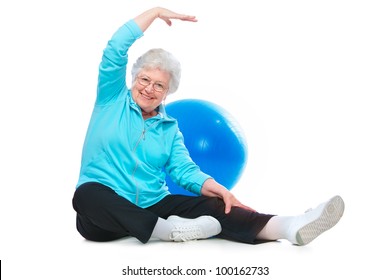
[200,196,227,217]
[72,182,109,213]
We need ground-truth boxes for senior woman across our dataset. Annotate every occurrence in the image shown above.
[72,7,344,245]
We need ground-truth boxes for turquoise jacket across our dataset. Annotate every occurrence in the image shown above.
[76,20,211,208]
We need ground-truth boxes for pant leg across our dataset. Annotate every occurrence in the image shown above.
[72,182,158,243]
[147,195,275,244]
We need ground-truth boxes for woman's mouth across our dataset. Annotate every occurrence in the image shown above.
[140,92,153,100]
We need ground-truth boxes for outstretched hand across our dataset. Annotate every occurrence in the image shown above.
[157,8,197,26]
[134,7,197,32]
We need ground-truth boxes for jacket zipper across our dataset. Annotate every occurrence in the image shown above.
[132,118,161,205]
[132,128,145,205]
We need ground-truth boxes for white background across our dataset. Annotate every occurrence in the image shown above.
[1,0,389,279]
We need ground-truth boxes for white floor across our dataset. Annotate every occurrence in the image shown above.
[1,185,387,280]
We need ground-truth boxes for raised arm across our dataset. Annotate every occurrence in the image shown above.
[96,7,197,105]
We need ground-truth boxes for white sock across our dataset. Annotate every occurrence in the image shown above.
[151,217,174,241]
[256,215,295,242]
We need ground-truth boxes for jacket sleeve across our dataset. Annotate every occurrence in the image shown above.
[165,129,212,195]
[96,20,143,105]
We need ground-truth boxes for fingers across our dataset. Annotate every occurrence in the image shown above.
[161,15,197,26]
[224,202,232,214]
[165,12,197,21]
[225,201,256,214]
[223,194,257,214]
[178,15,197,22]
[162,19,172,26]
[158,9,197,24]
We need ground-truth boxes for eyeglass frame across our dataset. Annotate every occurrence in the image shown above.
[136,75,169,93]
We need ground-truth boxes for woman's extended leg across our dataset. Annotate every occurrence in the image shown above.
[256,195,345,245]
[147,195,275,244]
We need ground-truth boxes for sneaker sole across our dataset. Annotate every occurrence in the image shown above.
[296,195,345,245]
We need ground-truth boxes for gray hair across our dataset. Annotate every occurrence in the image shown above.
[131,48,181,94]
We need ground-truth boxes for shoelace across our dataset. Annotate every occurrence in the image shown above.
[169,226,202,242]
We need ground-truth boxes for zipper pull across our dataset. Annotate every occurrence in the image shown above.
[142,129,146,140]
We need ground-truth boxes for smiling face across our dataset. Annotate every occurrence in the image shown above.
[131,68,170,119]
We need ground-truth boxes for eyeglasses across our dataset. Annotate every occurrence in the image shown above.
[137,76,168,93]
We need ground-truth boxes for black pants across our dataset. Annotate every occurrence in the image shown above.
[72,182,275,244]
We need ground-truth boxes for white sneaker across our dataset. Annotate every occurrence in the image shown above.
[167,215,222,242]
[289,195,345,246]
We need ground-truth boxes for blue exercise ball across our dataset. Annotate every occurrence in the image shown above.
[165,99,248,196]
